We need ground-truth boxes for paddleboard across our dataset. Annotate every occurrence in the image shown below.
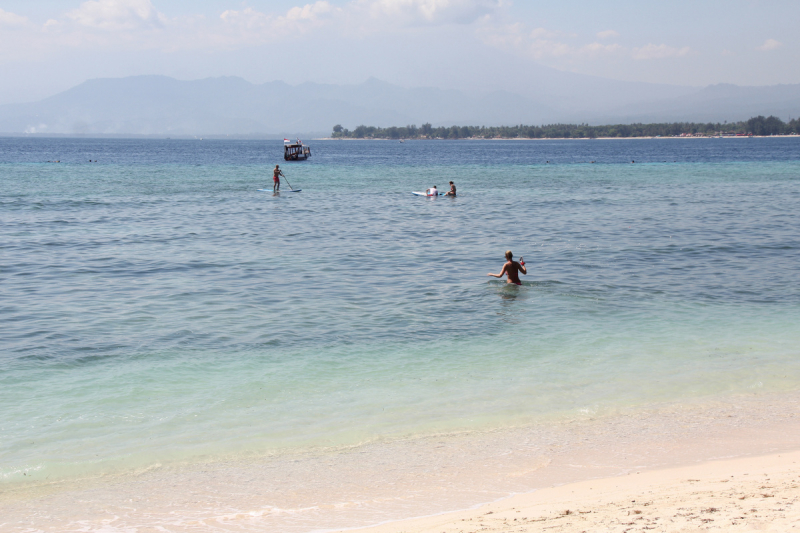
[412,191,444,196]
[258,189,302,192]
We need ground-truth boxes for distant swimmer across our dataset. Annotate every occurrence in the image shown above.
[445,181,456,196]
[273,165,285,193]
[488,250,527,285]
[426,185,439,197]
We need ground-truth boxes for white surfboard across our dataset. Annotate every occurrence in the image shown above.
[412,191,444,196]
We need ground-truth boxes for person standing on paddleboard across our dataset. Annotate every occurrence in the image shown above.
[488,250,527,285]
[273,165,285,193]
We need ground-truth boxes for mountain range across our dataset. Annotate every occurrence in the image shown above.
[0,74,798,137]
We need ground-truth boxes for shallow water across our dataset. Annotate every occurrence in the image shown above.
[1,137,800,529]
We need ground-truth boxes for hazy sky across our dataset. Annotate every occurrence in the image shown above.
[0,0,797,104]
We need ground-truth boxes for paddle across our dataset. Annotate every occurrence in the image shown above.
[282,174,300,192]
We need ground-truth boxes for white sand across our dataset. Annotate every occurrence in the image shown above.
[338,451,800,532]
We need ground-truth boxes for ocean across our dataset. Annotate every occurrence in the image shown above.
[2,137,800,531]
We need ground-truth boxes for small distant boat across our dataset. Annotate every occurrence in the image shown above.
[284,138,311,161]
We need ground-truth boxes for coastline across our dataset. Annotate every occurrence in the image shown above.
[316,135,800,140]
[328,392,800,533]
[3,390,800,532]
[336,450,800,533]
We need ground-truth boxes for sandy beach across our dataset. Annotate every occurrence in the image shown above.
[339,451,800,533]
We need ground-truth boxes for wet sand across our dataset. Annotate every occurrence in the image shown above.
[3,394,799,531]
[339,451,800,533]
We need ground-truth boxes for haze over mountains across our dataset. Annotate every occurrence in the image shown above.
[0,73,798,137]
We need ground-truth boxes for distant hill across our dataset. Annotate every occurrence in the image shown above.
[0,76,555,136]
[0,75,797,136]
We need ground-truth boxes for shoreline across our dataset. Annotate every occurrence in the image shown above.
[316,135,800,140]
[335,450,800,533]
[327,392,800,533]
[3,390,800,531]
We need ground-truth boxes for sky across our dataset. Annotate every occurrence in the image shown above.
[0,0,797,105]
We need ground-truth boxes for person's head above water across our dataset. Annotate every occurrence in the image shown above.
[505,250,513,261]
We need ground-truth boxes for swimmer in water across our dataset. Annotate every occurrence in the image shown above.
[487,250,527,285]
[445,181,456,197]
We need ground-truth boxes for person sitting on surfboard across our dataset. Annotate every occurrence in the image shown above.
[426,186,438,197]
[273,165,285,193]
[445,181,456,197]
[488,251,527,285]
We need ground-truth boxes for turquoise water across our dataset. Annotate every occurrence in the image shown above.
[2,138,800,493]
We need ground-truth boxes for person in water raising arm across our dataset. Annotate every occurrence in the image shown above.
[273,165,285,193]
[488,250,527,285]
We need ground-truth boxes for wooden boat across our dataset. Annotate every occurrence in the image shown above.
[284,139,311,161]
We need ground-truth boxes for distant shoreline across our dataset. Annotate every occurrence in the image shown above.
[329,115,799,141]
[317,135,800,140]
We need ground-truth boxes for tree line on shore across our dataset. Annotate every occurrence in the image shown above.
[331,116,800,139]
